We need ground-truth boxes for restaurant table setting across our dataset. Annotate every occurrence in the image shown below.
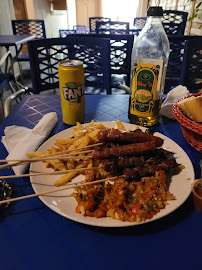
[0,93,201,270]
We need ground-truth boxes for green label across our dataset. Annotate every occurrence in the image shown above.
[130,63,160,117]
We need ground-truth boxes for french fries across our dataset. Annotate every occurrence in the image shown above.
[54,160,89,187]
[27,151,46,158]
[27,120,126,186]
[116,120,126,131]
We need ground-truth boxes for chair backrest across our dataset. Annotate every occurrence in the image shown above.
[133,17,147,29]
[66,36,111,93]
[73,25,86,33]
[164,35,202,93]
[11,19,46,39]
[162,10,188,35]
[28,38,68,93]
[96,21,130,35]
[28,37,111,94]
[59,29,76,38]
[89,17,111,32]
[180,37,202,92]
[167,35,187,78]
[68,33,134,86]
[105,34,133,86]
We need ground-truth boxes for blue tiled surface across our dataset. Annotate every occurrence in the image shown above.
[1,94,130,131]
[8,95,62,128]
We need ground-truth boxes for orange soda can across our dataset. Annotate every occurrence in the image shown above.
[58,60,85,125]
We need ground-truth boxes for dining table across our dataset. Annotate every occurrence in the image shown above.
[0,94,201,270]
[0,34,35,72]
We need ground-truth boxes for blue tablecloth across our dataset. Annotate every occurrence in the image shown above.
[0,95,201,270]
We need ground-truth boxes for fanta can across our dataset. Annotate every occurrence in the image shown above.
[58,60,85,125]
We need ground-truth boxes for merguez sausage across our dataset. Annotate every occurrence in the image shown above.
[93,141,156,160]
[97,128,164,147]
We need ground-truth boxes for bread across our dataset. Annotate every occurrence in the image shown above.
[177,95,202,122]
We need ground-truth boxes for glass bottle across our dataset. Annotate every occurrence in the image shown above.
[128,6,170,126]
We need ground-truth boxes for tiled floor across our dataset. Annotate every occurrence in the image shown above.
[0,67,128,123]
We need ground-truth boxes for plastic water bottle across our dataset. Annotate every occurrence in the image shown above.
[128,6,170,126]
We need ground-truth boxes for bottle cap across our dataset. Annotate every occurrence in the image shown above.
[147,6,163,17]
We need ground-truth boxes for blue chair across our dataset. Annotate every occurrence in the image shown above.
[59,29,76,38]
[162,10,188,35]
[164,35,202,94]
[28,37,111,94]
[0,73,15,118]
[11,19,47,81]
[73,25,86,33]
[67,36,111,94]
[12,19,46,38]
[0,51,20,118]
[180,37,202,93]
[11,19,46,61]
[133,17,146,29]
[105,34,133,87]
[68,33,134,87]
[96,21,130,35]
[89,17,111,33]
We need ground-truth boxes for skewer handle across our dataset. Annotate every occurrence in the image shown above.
[0,166,102,180]
[0,176,119,205]
[0,154,93,170]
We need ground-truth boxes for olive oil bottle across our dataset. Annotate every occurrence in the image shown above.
[128,6,170,126]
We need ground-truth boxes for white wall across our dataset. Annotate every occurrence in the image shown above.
[137,0,148,17]
[102,0,139,28]
[0,0,15,35]
[0,0,18,73]
[33,0,69,38]
[67,0,76,29]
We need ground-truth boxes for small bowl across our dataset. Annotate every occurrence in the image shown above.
[192,180,202,213]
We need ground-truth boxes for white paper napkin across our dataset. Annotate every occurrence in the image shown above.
[1,112,58,175]
[160,85,189,119]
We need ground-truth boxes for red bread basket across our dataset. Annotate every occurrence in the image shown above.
[172,93,202,153]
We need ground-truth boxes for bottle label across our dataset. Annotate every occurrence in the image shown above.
[130,59,163,117]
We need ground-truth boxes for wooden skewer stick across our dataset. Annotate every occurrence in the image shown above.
[0,153,94,170]
[0,142,102,163]
[0,149,93,164]
[38,142,102,157]
[0,176,120,205]
[0,166,102,180]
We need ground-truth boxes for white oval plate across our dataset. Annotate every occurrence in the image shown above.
[30,122,195,227]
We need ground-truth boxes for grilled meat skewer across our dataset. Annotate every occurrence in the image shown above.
[102,157,178,181]
[123,159,178,181]
[97,128,164,147]
[93,141,156,160]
